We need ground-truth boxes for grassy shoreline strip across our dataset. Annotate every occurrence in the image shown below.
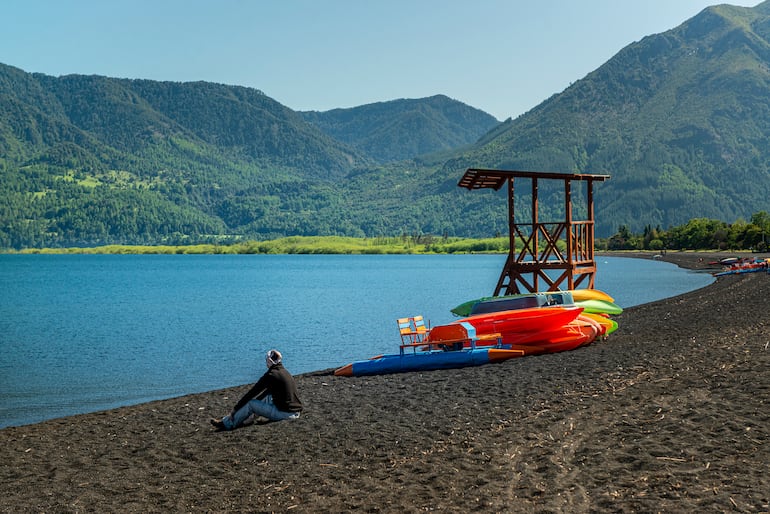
[6,236,514,255]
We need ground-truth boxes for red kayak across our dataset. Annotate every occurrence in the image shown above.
[460,306,584,341]
[507,315,600,349]
[427,306,584,347]
[427,307,598,357]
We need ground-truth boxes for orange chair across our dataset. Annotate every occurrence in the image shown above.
[397,315,431,353]
[397,317,416,345]
[411,315,428,342]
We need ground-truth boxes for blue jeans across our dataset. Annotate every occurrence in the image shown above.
[222,395,300,429]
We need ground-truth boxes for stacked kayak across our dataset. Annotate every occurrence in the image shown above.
[334,288,621,377]
[713,257,769,276]
[451,289,621,336]
[429,306,596,355]
[581,311,618,336]
[442,289,622,353]
[451,290,575,317]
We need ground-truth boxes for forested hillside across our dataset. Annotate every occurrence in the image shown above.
[3,1,770,249]
[448,1,770,233]
[0,65,468,248]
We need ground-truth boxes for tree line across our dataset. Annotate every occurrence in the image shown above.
[601,211,770,252]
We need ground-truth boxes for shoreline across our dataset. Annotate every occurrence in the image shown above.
[0,250,717,431]
[0,251,717,430]
[2,251,768,512]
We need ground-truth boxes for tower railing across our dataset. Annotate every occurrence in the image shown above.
[458,169,609,296]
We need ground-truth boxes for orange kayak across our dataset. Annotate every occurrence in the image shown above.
[450,313,600,352]
[455,306,584,337]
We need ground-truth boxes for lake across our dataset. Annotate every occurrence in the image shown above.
[0,254,713,428]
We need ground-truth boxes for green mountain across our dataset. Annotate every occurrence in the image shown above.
[0,64,495,248]
[0,66,372,247]
[300,95,499,163]
[449,1,770,234]
[3,1,770,248]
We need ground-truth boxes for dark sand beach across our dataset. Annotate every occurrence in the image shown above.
[1,252,768,513]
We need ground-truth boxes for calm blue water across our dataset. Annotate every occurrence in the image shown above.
[0,254,712,428]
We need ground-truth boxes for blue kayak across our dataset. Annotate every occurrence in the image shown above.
[334,346,525,377]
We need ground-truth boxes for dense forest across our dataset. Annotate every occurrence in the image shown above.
[3,2,770,249]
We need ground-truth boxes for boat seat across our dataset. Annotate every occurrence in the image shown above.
[411,315,428,341]
[397,316,429,346]
[399,315,445,355]
[423,322,504,352]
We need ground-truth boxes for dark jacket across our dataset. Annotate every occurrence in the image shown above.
[232,363,303,414]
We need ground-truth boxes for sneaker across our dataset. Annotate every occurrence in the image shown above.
[210,418,226,431]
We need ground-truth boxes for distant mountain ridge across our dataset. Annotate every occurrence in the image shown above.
[3,0,770,248]
[300,95,499,163]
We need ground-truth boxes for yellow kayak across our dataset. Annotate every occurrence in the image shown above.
[568,289,615,303]
[581,311,619,335]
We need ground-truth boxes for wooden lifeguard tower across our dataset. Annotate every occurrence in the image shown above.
[458,168,610,296]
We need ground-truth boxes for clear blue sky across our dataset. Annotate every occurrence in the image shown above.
[1,0,760,120]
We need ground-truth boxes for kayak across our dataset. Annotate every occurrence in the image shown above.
[569,288,615,303]
[713,258,769,276]
[333,347,526,377]
[451,289,614,317]
[581,311,619,335]
[477,314,600,349]
[450,291,575,317]
[449,306,585,342]
[574,299,622,315]
[427,306,585,349]
[444,317,600,357]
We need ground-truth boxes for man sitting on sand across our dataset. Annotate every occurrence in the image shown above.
[210,349,303,431]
